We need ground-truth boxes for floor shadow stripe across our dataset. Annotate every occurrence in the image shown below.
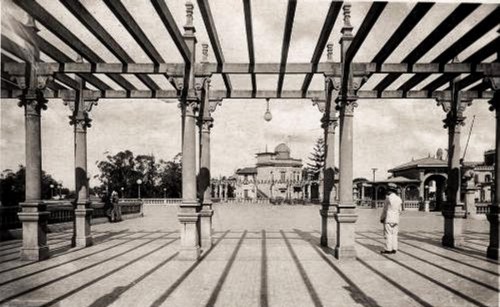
[0,231,158,284]
[398,232,499,264]
[204,230,247,307]
[0,230,135,275]
[281,230,323,307]
[363,231,498,276]
[149,230,231,307]
[356,240,490,307]
[260,230,268,307]
[87,251,179,307]
[293,229,381,307]
[41,238,180,307]
[357,233,499,292]
[0,232,173,305]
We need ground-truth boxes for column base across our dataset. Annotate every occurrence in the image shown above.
[442,204,465,248]
[486,207,499,260]
[334,207,358,260]
[20,245,50,261]
[18,202,50,261]
[73,206,93,248]
[200,205,214,251]
[178,246,201,260]
[178,205,201,261]
[320,204,337,247]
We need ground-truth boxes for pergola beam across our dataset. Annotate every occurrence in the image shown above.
[374,3,480,92]
[344,2,387,66]
[13,0,137,91]
[1,35,75,90]
[371,3,433,66]
[424,37,499,92]
[398,6,500,92]
[301,1,343,96]
[1,88,494,101]
[277,0,297,97]
[150,0,191,65]
[198,0,232,95]
[243,0,257,96]
[5,61,497,76]
[61,0,161,91]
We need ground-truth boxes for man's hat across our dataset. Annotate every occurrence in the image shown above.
[387,183,398,193]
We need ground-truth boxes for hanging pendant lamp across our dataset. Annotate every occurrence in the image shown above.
[264,98,272,122]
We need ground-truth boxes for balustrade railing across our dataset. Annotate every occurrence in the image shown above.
[0,200,143,231]
[475,203,491,215]
[403,200,420,210]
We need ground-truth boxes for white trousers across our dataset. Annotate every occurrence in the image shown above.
[384,223,399,251]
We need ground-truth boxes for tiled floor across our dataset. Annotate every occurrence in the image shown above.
[0,204,498,307]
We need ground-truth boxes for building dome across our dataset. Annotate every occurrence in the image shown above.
[274,143,291,159]
[274,143,290,153]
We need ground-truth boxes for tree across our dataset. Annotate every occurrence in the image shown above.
[158,153,182,198]
[307,137,325,180]
[0,165,65,206]
[94,151,182,198]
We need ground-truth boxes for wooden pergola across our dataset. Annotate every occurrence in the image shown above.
[1,1,499,261]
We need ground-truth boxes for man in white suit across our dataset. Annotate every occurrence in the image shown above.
[380,183,402,254]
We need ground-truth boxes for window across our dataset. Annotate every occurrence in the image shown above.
[280,171,286,182]
[485,175,491,183]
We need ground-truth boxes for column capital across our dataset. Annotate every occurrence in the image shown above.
[197,116,214,132]
[321,113,338,132]
[435,92,472,128]
[18,91,48,115]
[337,98,358,116]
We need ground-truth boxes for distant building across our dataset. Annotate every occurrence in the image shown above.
[233,143,304,201]
[358,149,494,211]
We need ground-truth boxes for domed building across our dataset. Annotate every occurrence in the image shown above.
[234,143,304,201]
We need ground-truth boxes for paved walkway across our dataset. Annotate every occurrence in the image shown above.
[0,204,498,307]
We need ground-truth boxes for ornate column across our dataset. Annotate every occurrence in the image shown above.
[486,75,500,259]
[13,17,52,261]
[197,58,221,249]
[17,87,50,261]
[318,55,340,247]
[64,70,97,247]
[436,88,471,247]
[178,1,200,260]
[334,4,365,259]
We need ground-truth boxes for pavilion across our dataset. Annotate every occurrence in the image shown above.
[1,1,499,261]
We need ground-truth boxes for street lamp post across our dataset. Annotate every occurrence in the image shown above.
[58,181,63,199]
[136,179,142,199]
[163,188,167,199]
[50,184,54,199]
[120,187,124,199]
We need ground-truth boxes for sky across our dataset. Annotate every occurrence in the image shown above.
[0,0,497,189]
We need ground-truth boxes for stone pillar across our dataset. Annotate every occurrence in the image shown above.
[224,182,228,202]
[320,72,339,248]
[487,84,499,259]
[65,71,96,248]
[13,20,53,260]
[437,89,470,247]
[198,72,216,250]
[178,1,200,260]
[335,3,359,259]
[17,89,50,261]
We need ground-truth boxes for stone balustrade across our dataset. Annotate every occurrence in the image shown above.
[0,200,143,236]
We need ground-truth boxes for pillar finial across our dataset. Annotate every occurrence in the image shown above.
[76,55,83,63]
[202,43,209,63]
[343,4,352,28]
[186,1,194,27]
[327,43,333,61]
